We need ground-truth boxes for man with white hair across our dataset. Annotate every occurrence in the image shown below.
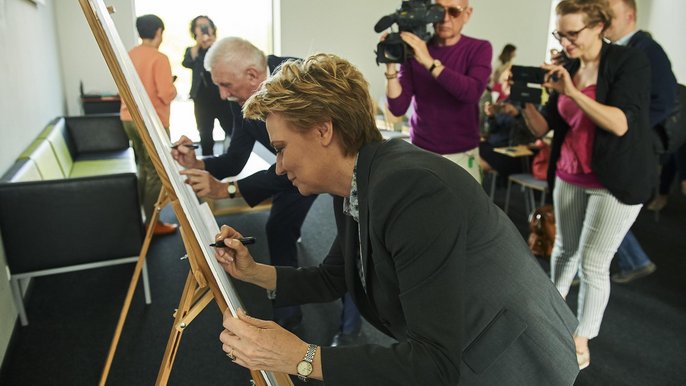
[171,37,316,330]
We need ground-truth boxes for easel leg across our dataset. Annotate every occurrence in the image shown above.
[156,272,205,385]
[99,189,169,386]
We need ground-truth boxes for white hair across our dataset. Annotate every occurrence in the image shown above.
[204,36,267,75]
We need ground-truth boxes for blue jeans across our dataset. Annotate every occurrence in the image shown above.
[340,293,361,334]
[615,230,652,273]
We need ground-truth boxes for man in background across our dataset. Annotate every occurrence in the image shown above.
[120,14,178,235]
[171,37,317,330]
[604,0,677,283]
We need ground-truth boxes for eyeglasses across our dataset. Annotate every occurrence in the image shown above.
[442,6,465,18]
[552,25,589,42]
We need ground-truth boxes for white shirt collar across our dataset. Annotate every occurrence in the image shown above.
[614,30,638,46]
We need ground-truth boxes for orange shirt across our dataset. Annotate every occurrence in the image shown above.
[120,45,176,128]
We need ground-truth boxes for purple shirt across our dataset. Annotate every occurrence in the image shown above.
[387,35,492,154]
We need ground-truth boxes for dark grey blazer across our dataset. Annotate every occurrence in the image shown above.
[276,139,579,385]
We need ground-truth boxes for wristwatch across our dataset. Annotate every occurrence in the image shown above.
[227,180,237,199]
[296,344,317,382]
[428,59,442,74]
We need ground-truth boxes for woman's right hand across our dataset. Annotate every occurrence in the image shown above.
[213,225,258,282]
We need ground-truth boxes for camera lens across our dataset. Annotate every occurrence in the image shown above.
[383,43,404,62]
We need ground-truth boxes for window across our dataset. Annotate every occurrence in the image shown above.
[134,1,273,142]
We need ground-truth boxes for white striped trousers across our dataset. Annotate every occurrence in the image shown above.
[551,177,641,339]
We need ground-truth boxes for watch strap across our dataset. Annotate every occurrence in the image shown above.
[428,59,441,74]
[297,344,317,382]
[227,180,236,198]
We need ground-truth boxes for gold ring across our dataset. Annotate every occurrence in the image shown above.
[227,350,236,361]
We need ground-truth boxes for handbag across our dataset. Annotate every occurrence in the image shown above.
[527,204,556,259]
[531,139,551,180]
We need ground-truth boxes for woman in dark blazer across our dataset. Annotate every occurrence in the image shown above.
[211,53,579,385]
[521,0,653,371]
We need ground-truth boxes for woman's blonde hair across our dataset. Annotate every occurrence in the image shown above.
[243,53,382,155]
[556,0,614,32]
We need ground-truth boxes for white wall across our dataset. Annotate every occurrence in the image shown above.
[277,0,554,103]
[467,1,553,69]
[55,0,136,116]
[276,0,398,104]
[637,0,685,83]
[0,0,66,366]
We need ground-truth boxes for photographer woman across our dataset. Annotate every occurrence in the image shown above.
[521,0,654,370]
[182,16,236,155]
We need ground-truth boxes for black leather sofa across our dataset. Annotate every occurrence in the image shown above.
[0,115,148,326]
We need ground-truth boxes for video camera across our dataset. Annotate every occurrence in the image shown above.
[374,0,445,64]
[509,65,551,104]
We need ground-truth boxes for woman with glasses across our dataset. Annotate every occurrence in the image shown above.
[521,0,654,370]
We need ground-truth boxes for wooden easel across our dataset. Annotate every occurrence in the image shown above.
[98,188,170,386]
[79,1,293,385]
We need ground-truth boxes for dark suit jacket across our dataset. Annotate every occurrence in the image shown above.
[203,55,299,206]
[275,139,579,385]
[628,30,677,128]
[182,46,215,101]
[542,42,655,204]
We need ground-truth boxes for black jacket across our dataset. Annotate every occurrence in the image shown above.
[275,139,579,385]
[542,42,655,204]
[203,55,298,206]
[628,30,677,128]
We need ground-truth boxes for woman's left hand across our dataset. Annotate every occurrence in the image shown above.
[220,308,309,375]
[541,63,577,97]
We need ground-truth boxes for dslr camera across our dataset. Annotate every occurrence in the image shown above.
[374,0,445,64]
[509,65,552,104]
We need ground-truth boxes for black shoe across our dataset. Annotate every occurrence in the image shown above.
[330,331,362,347]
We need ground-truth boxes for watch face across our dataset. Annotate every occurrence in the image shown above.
[297,360,313,376]
[228,184,237,194]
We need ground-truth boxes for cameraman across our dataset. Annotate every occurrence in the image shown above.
[182,16,236,156]
[384,0,492,182]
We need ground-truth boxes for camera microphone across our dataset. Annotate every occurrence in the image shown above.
[374,15,396,33]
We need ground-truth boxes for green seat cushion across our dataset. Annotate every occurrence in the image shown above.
[27,141,65,180]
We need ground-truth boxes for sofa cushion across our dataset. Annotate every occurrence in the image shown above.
[45,119,75,177]
[70,149,136,178]
[25,140,65,180]
[65,114,129,153]
[1,159,42,183]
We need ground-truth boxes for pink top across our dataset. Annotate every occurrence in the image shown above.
[556,85,604,188]
[492,82,508,102]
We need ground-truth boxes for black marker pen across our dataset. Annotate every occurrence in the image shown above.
[171,143,199,149]
[210,237,256,247]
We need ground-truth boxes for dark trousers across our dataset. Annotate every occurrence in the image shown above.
[659,143,686,194]
[267,189,317,321]
[194,96,234,156]
[341,293,362,334]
